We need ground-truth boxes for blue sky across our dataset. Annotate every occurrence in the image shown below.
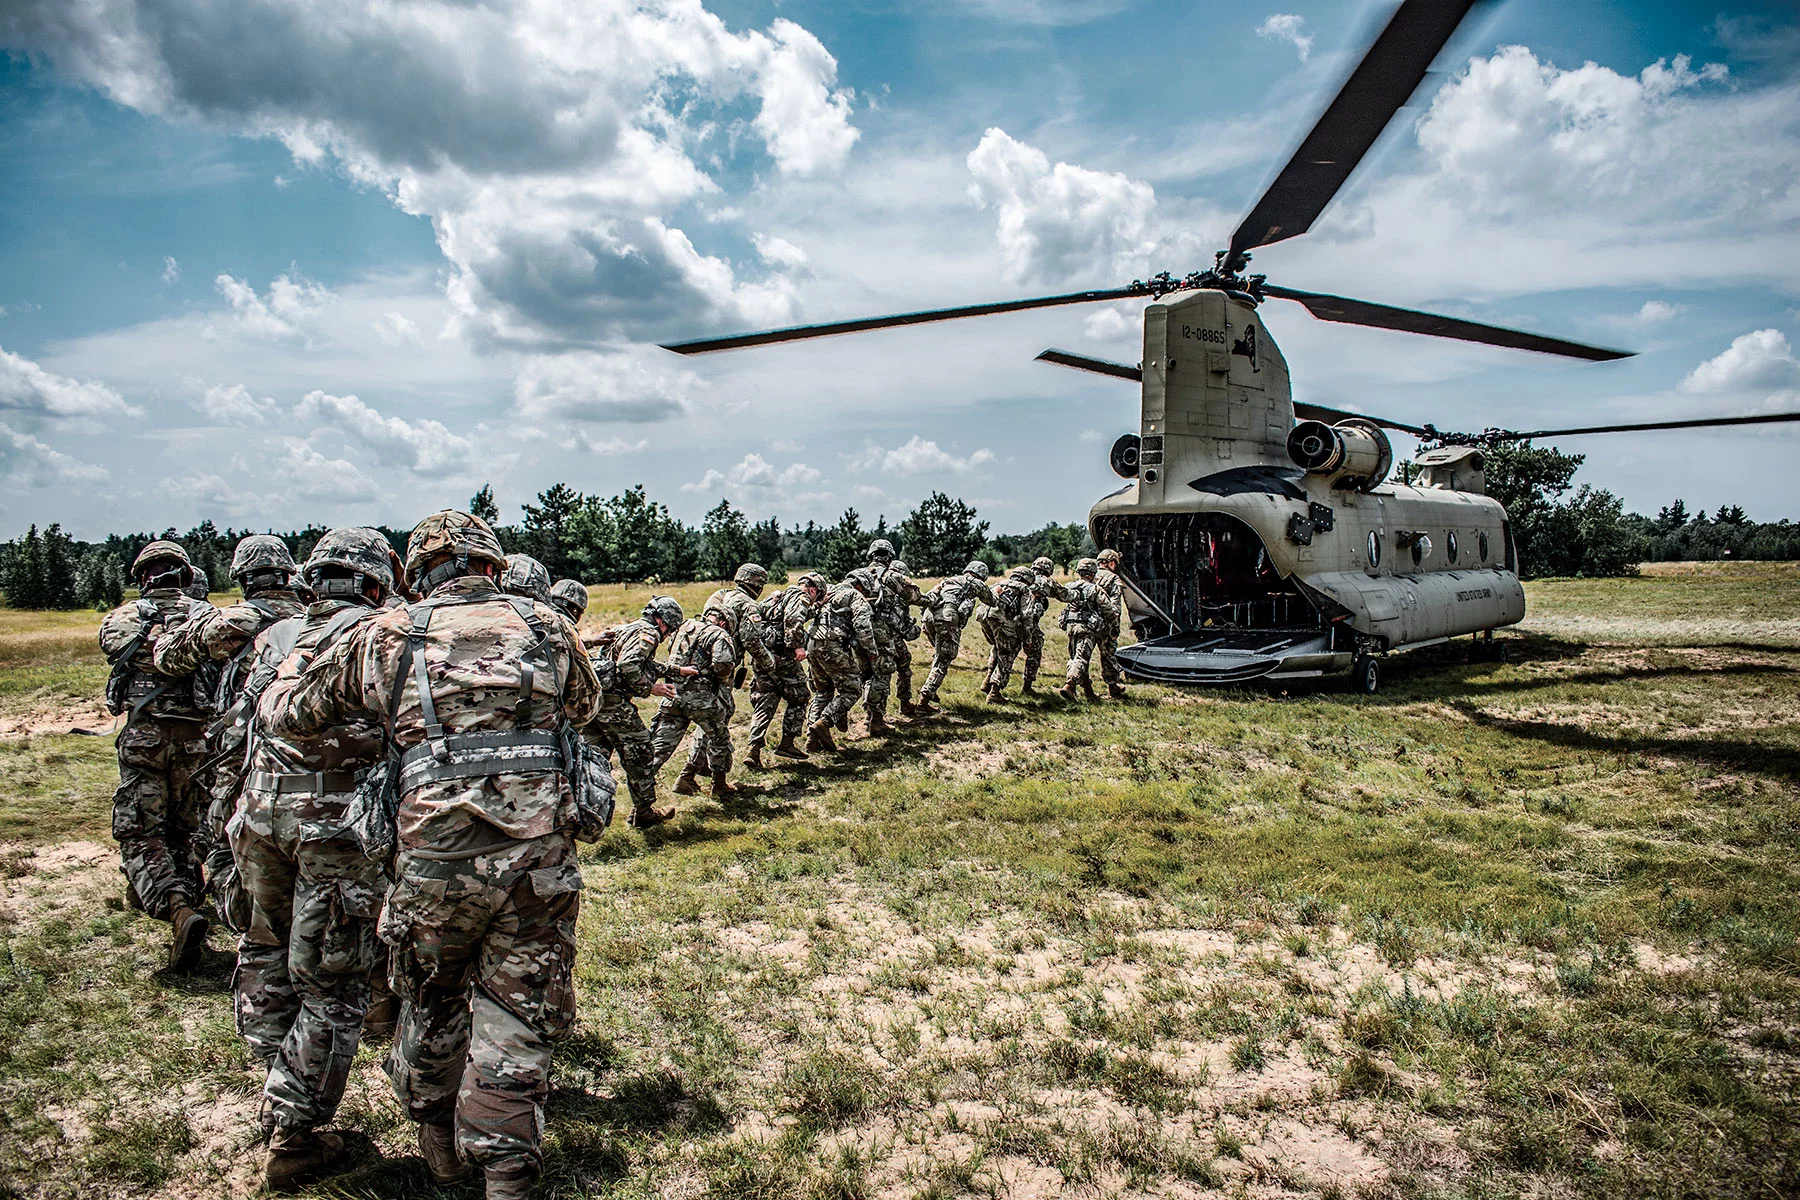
[1,0,1796,541]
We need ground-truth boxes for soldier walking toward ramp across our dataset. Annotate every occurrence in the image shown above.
[98,541,216,970]
[1093,548,1130,700]
[585,596,694,827]
[232,528,395,1190]
[1054,558,1107,701]
[262,511,601,1200]
[1019,556,1057,696]
[153,535,308,934]
[745,571,824,769]
[678,565,776,794]
[805,570,878,751]
[915,561,994,712]
[981,567,1040,702]
[651,603,742,797]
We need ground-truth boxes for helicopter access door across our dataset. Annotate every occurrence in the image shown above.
[1092,512,1354,683]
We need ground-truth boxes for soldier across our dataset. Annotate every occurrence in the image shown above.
[1019,556,1057,696]
[260,510,600,1200]
[1055,558,1107,701]
[678,565,776,794]
[549,578,588,627]
[649,603,740,798]
[584,596,695,828]
[1093,548,1130,700]
[867,557,922,725]
[232,528,395,1190]
[152,535,308,934]
[982,567,1041,701]
[744,571,824,769]
[915,561,995,713]
[98,541,215,970]
[501,554,553,606]
[804,570,878,752]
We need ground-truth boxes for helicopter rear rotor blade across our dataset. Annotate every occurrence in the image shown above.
[1291,401,1433,439]
[1500,412,1800,440]
[1227,0,1485,269]
[1034,348,1142,382]
[1261,284,1632,361]
[661,286,1146,355]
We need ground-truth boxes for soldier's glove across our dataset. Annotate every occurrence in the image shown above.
[733,665,748,689]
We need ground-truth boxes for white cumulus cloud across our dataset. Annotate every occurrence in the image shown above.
[294,390,479,477]
[683,453,824,502]
[1680,329,1800,399]
[0,420,109,487]
[213,273,333,340]
[161,255,180,284]
[512,349,697,424]
[847,436,995,475]
[1635,300,1685,323]
[193,382,278,426]
[1256,14,1311,62]
[0,344,140,422]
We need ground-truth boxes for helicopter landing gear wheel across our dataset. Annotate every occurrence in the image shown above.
[1351,654,1380,695]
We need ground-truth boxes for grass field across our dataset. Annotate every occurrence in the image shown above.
[0,565,1795,1198]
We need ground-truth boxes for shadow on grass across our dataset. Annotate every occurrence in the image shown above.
[1456,703,1800,781]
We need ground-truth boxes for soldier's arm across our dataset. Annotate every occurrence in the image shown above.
[152,604,259,676]
[98,604,154,662]
[612,628,658,695]
[261,621,377,738]
[851,597,879,657]
[740,608,777,672]
[558,625,602,725]
[709,636,737,686]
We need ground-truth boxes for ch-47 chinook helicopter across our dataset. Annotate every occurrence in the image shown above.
[663,0,1800,692]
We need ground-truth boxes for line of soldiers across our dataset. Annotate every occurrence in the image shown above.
[94,511,1132,1197]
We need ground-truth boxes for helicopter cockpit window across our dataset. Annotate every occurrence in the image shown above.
[1367,530,1381,569]
[1412,534,1432,566]
[1446,531,1458,563]
[1479,532,1490,562]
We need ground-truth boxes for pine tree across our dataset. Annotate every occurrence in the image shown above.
[701,498,753,581]
[751,516,787,583]
[520,483,585,579]
[1,526,49,609]
[820,508,867,581]
[41,524,78,609]
[470,483,500,525]
[898,492,989,576]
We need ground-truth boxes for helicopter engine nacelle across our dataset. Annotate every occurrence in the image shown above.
[1286,418,1392,492]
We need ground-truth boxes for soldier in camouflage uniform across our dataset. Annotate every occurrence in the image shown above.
[744,571,824,769]
[262,511,600,1200]
[649,605,740,797]
[1054,558,1107,701]
[583,596,694,828]
[98,541,216,970]
[152,535,307,935]
[1093,548,1129,700]
[677,565,776,795]
[501,554,553,606]
[915,561,995,713]
[1017,556,1057,696]
[804,570,878,752]
[981,567,1041,702]
[231,529,395,1189]
[548,579,588,627]
[866,554,922,731]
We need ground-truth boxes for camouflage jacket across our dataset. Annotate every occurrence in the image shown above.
[1023,574,1055,623]
[1094,568,1125,633]
[1056,579,1104,634]
[704,583,777,673]
[870,566,920,633]
[923,575,994,628]
[153,589,308,710]
[666,617,737,694]
[99,589,215,718]
[261,576,601,849]
[812,585,878,657]
[982,573,1037,634]
[606,618,675,699]
[243,600,387,838]
[756,585,818,657]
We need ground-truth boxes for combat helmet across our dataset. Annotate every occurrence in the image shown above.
[229,534,297,591]
[1096,548,1121,567]
[550,579,589,623]
[1031,556,1054,575]
[798,571,828,592]
[964,560,989,580]
[866,538,895,562]
[405,510,507,594]
[642,595,684,630]
[502,554,553,604]
[1076,557,1099,577]
[131,540,193,586]
[844,567,877,594]
[1008,566,1037,585]
[302,527,396,602]
[733,562,769,594]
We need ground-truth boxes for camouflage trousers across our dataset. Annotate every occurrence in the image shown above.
[112,713,209,921]
[1065,629,1099,684]
[805,637,865,727]
[652,685,734,775]
[381,832,581,1174]
[984,626,1025,694]
[1096,628,1124,687]
[231,810,385,1131]
[918,620,965,701]
[746,655,809,748]
[865,629,912,721]
[585,697,658,808]
[1022,620,1046,688]
[196,750,251,932]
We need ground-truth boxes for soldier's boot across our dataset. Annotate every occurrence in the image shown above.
[167,901,209,972]
[1058,680,1079,701]
[484,1159,539,1200]
[265,1127,347,1193]
[673,767,701,796]
[710,771,738,797]
[1021,678,1038,696]
[915,692,939,714]
[1081,677,1100,702]
[835,712,850,733]
[900,696,918,717]
[1107,683,1129,701]
[744,744,767,770]
[774,736,809,760]
[866,715,893,737]
[806,720,837,753]
[630,804,674,829]
[417,1122,471,1186]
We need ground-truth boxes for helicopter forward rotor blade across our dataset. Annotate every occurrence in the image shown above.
[661,286,1146,355]
[1261,284,1633,361]
[1227,0,1483,268]
[1035,348,1434,437]
[1501,412,1800,440]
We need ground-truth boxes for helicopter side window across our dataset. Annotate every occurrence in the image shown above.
[1446,531,1458,563]
[1367,530,1381,569]
[1412,534,1432,566]
[1479,532,1489,562]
